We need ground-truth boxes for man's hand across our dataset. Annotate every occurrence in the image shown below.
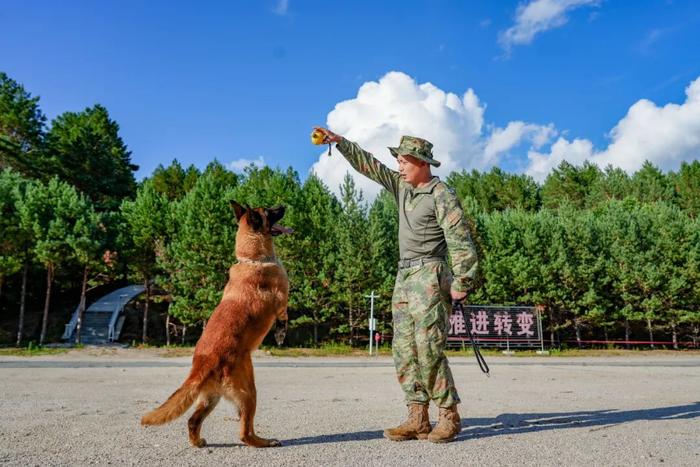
[451,290,467,302]
[313,127,342,144]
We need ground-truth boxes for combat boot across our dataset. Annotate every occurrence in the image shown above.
[427,405,461,443]
[383,403,431,441]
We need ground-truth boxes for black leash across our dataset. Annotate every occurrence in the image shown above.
[453,300,490,376]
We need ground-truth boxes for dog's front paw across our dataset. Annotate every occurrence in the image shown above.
[274,319,287,346]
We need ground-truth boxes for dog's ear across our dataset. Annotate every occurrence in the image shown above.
[265,206,286,225]
[230,200,246,221]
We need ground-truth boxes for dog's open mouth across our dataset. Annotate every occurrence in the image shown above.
[271,223,293,236]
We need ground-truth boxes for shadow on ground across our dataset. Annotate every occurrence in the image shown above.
[277,402,700,447]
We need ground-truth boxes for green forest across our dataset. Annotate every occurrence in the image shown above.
[1,71,699,349]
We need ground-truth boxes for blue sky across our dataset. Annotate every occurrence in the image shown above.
[3,0,700,198]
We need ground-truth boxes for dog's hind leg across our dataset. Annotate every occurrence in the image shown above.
[227,353,280,448]
[188,394,220,448]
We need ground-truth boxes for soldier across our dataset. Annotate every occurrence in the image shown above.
[314,128,478,443]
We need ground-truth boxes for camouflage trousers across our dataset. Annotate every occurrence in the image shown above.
[391,260,460,408]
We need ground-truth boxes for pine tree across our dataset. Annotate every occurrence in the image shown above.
[67,198,103,344]
[5,170,35,346]
[541,161,602,210]
[446,167,539,212]
[557,207,609,345]
[45,104,138,211]
[681,216,700,346]
[161,168,237,326]
[600,199,649,345]
[150,159,200,201]
[0,169,24,302]
[631,161,674,204]
[367,190,399,335]
[16,178,85,344]
[290,174,342,344]
[334,174,373,345]
[670,160,700,217]
[637,203,693,348]
[477,210,524,304]
[0,72,47,176]
[588,165,632,208]
[121,180,169,343]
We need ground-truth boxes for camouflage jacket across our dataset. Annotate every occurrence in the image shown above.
[336,138,478,292]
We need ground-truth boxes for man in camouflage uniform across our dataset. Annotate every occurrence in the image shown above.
[314,128,478,443]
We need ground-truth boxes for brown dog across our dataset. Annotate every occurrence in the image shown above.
[141,201,291,448]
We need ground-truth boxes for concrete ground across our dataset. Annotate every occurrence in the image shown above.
[0,350,699,466]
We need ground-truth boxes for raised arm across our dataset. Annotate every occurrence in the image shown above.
[313,127,400,197]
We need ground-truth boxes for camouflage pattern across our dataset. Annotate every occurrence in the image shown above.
[432,182,478,293]
[336,138,477,292]
[388,135,441,167]
[336,137,479,408]
[392,260,460,407]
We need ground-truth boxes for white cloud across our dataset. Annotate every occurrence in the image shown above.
[228,156,265,173]
[526,75,700,181]
[484,121,556,161]
[312,71,700,194]
[311,71,554,200]
[272,0,289,15]
[499,0,601,53]
[526,137,596,182]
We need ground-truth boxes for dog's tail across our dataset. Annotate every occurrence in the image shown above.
[141,379,200,426]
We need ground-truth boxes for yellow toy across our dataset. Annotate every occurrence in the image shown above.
[311,129,332,156]
[310,130,326,145]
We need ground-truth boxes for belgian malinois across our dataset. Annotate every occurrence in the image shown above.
[141,201,291,448]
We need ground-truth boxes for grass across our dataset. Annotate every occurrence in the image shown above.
[0,343,71,357]
[258,345,700,358]
[261,343,390,357]
[154,345,197,358]
[259,345,700,358]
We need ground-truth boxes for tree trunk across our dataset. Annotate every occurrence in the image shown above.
[39,264,54,345]
[646,317,655,349]
[312,310,318,345]
[604,329,609,344]
[625,318,631,349]
[142,278,150,344]
[16,261,29,347]
[181,325,187,345]
[671,322,678,350]
[0,275,3,303]
[165,304,171,347]
[75,266,89,344]
[574,318,582,348]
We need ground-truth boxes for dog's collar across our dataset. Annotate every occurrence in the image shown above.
[236,256,279,265]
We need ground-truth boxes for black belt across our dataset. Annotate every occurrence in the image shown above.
[397,256,446,269]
